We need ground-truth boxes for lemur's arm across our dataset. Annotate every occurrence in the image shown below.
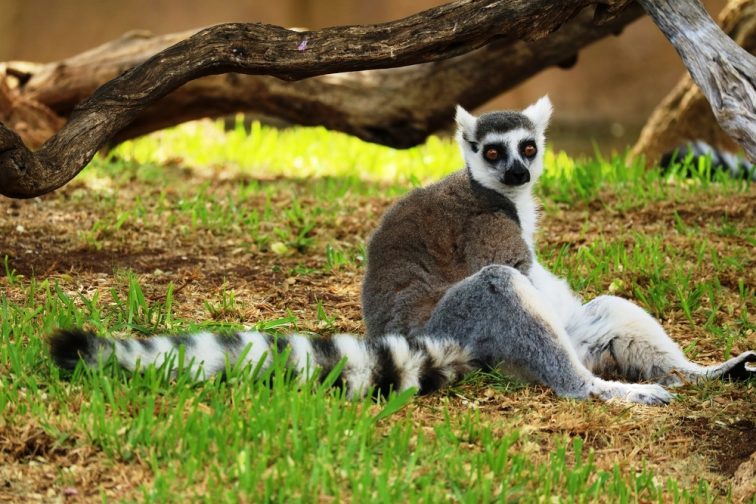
[462,214,532,275]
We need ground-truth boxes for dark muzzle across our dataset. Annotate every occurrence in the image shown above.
[503,163,530,186]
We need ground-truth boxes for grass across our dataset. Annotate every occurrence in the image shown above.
[1,119,754,502]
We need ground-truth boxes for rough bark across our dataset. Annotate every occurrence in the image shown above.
[2,5,642,150]
[0,0,638,199]
[637,0,756,163]
[632,0,756,164]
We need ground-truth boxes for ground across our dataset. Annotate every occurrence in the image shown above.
[0,122,754,502]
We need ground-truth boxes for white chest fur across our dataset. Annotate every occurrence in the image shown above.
[507,189,538,251]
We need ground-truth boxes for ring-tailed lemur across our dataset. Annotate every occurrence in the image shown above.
[49,97,755,404]
[361,96,755,404]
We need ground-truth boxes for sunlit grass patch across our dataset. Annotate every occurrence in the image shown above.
[90,118,753,204]
[111,118,462,184]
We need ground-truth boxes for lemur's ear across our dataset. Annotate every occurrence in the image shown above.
[522,95,553,134]
[455,105,477,139]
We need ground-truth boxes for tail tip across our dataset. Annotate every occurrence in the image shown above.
[48,328,101,370]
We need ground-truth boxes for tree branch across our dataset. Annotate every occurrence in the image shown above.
[632,0,754,163]
[637,0,756,162]
[0,0,636,198]
[4,5,642,149]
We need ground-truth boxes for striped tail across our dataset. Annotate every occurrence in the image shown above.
[48,329,473,398]
[660,140,755,180]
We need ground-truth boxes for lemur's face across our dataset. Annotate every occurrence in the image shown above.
[455,96,552,195]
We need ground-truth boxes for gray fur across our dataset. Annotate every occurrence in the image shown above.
[421,265,670,403]
[475,112,534,140]
[565,295,756,387]
[425,266,587,386]
[362,170,532,339]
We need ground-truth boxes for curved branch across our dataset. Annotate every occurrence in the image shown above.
[0,0,635,198]
[6,5,642,149]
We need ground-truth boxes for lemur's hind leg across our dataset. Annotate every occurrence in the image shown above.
[423,265,672,405]
[566,295,755,386]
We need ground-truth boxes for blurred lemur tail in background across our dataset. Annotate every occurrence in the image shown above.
[48,328,473,398]
[660,141,755,180]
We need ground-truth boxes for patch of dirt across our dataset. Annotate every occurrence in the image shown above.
[0,424,149,502]
[0,425,69,462]
[682,417,756,477]
[732,452,756,502]
[1,243,196,277]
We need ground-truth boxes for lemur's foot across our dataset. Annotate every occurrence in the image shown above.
[619,383,673,405]
[715,351,756,381]
[590,380,672,406]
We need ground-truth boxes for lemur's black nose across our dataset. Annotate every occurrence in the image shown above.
[504,164,530,186]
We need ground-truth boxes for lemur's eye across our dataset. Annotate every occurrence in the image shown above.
[485,148,499,161]
[522,143,537,158]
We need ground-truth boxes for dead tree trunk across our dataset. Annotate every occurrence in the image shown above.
[637,0,756,163]
[632,0,755,164]
[0,0,640,199]
[1,5,641,150]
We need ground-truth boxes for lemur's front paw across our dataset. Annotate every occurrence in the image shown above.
[621,383,672,406]
[721,351,756,381]
[592,381,673,406]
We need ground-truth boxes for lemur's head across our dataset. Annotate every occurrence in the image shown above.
[455,96,552,195]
